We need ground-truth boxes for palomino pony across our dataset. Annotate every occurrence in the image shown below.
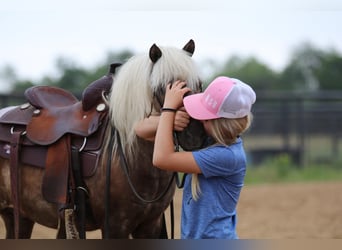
[0,39,206,238]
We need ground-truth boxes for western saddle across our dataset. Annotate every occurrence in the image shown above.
[0,63,121,238]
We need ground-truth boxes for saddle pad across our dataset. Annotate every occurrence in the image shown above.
[0,116,109,177]
[0,142,101,178]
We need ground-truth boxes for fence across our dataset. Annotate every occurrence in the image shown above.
[245,90,342,167]
[1,90,342,167]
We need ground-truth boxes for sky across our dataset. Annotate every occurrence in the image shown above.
[1,0,342,92]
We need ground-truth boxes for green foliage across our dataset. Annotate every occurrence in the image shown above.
[279,43,342,91]
[105,50,134,65]
[316,50,342,90]
[245,154,342,184]
[207,42,342,92]
[5,50,134,95]
[2,42,342,94]
[212,55,280,91]
[10,80,36,95]
[279,42,322,91]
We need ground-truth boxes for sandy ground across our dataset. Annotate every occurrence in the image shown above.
[1,181,342,239]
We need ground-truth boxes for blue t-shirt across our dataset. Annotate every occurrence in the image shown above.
[181,137,246,239]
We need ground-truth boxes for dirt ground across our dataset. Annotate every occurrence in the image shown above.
[1,181,341,239]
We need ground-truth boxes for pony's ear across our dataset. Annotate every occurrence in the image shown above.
[183,39,195,56]
[149,44,162,63]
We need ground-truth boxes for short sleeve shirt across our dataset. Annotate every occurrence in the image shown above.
[181,137,246,239]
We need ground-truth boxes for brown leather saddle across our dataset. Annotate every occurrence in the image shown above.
[0,63,120,206]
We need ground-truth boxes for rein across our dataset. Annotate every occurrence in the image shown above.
[103,127,176,238]
[115,128,176,203]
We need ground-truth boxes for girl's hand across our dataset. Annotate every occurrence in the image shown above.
[163,80,191,109]
[174,107,190,131]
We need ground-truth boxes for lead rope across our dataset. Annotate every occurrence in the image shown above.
[170,132,187,239]
[104,128,115,239]
[116,128,175,204]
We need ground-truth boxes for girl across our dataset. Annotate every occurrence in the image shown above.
[152,76,256,239]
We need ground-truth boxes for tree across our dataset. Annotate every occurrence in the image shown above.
[5,45,342,95]
[316,50,342,90]
[279,42,323,91]
[210,55,280,91]
[7,49,135,95]
[51,57,91,93]
[279,42,342,91]
[0,65,18,93]
[10,80,35,95]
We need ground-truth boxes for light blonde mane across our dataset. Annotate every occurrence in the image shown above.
[108,45,201,158]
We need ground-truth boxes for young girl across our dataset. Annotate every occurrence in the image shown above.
[152,76,256,239]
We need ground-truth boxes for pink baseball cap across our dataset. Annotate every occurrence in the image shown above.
[183,76,256,120]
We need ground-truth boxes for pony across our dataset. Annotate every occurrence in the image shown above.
[0,39,207,238]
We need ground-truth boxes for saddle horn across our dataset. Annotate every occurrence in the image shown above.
[82,63,121,111]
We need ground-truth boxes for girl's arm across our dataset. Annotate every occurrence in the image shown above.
[135,108,190,141]
[134,115,159,141]
[152,81,202,174]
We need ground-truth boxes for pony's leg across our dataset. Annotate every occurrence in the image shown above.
[100,217,131,239]
[56,220,66,239]
[54,209,68,239]
[19,217,35,239]
[100,227,130,239]
[0,207,34,239]
[0,207,15,238]
[159,213,168,239]
[131,215,165,239]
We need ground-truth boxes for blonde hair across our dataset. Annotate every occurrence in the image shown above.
[191,113,253,200]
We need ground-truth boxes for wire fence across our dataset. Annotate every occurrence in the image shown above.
[245,90,342,167]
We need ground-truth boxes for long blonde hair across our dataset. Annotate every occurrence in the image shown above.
[191,113,253,200]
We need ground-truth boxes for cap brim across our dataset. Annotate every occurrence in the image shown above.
[183,94,219,120]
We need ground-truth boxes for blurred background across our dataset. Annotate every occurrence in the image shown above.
[0,0,342,239]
